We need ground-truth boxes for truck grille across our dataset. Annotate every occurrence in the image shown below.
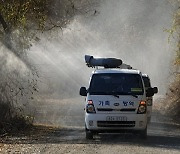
[97,108,136,112]
[97,121,135,127]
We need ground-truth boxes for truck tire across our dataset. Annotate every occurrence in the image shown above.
[86,130,93,140]
[140,127,147,139]
[85,128,93,140]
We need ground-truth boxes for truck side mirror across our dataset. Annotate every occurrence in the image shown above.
[146,88,154,97]
[153,87,158,94]
[79,87,87,96]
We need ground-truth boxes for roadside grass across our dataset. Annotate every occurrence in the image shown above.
[165,75,180,123]
[154,74,180,123]
[0,103,33,135]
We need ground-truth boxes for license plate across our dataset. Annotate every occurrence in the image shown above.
[106,116,127,121]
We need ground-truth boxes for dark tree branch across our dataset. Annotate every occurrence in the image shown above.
[0,12,10,34]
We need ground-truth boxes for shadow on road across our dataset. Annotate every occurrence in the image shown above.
[0,121,180,151]
[97,133,180,150]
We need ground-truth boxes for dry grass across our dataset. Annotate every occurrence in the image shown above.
[163,1,180,123]
[0,103,33,135]
[157,74,180,123]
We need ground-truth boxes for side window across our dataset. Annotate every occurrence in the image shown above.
[143,77,151,88]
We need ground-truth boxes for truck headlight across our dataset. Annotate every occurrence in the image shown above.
[137,101,146,114]
[86,100,96,113]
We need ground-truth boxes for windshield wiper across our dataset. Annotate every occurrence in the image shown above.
[90,91,137,98]
[113,92,138,98]
[112,94,119,98]
[127,92,138,98]
[111,91,119,98]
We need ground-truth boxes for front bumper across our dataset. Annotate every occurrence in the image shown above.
[85,113,147,131]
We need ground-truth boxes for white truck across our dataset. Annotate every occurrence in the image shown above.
[80,55,156,139]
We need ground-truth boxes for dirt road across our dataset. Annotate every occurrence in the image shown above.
[0,97,180,154]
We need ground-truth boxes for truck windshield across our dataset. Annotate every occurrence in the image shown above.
[89,73,144,95]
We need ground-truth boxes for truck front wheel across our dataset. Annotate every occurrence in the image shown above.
[140,127,147,139]
[85,128,93,140]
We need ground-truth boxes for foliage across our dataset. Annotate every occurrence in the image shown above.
[172,2,180,122]
[0,0,97,56]
[162,74,180,123]
[169,1,180,65]
[0,0,97,133]
[0,103,33,134]
[163,1,180,123]
[0,0,97,32]
[0,0,48,31]
[0,45,39,133]
[173,8,180,65]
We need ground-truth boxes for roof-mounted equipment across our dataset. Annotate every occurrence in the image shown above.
[85,55,123,68]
